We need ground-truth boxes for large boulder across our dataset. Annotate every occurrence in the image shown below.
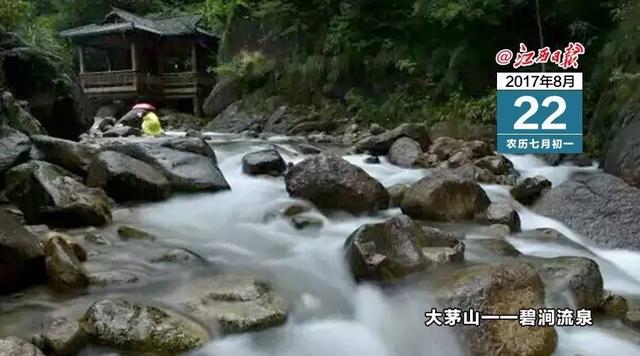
[5,161,112,227]
[528,256,603,310]
[533,172,640,250]
[30,135,96,176]
[80,299,209,353]
[401,177,490,222]
[0,125,31,178]
[355,123,431,155]
[285,155,389,214]
[387,137,423,167]
[0,337,44,356]
[440,263,557,356]
[87,151,171,202]
[0,210,46,294]
[603,111,640,188]
[176,275,288,334]
[97,138,228,192]
[344,215,428,281]
[203,77,243,117]
[0,91,46,135]
[44,235,89,290]
[242,149,287,177]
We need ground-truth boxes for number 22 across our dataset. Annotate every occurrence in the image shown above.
[513,96,566,130]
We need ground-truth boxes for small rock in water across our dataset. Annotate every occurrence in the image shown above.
[624,310,640,330]
[44,236,89,290]
[81,299,209,353]
[472,238,522,257]
[151,248,208,266]
[364,156,380,164]
[0,336,45,356]
[511,176,552,205]
[483,203,521,232]
[600,294,628,317]
[83,233,110,246]
[117,225,157,241]
[474,155,514,176]
[387,137,423,167]
[242,149,287,177]
[88,271,140,287]
[43,317,88,355]
[290,215,323,230]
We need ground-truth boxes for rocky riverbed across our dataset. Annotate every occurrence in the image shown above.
[1,128,640,356]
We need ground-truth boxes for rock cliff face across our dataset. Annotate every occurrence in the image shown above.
[0,30,91,139]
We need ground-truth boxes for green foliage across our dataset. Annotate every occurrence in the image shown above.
[0,0,31,30]
[215,50,274,79]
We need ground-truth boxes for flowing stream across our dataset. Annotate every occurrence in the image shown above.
[1,133,640,355]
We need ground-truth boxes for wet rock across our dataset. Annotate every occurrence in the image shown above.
[290,215,324,230]
[117,225,156,242]
[81,299,209,353]
[387,184,409,207]
[86,151,171,202]
[5,161,111,227]
[600,294,628,317]
[441,263,556,356]
[511,176,551,205]
[83,233,110,246]
[472,239,522,257]
[427,137,492,163]
[355,123,431,155]
[624,310,640,330]
[529,256,603,310]
[151,248,207,266]
[44,235,89,290]
[387,137,422,168]
[281,204,311,217]
[483,203,521,232]
[474,155,514,176]
[43,317,88,355]
[419,226,465,264]
[242,149,287,177]
[345,215,437,281]
[30,135,96,176]
[88,271,140,287]
[285,155,389,214]
[102,125,140,138]
[178,275,288,333]
[298,144,323,155]
[364,156,380,164]
[44,232,87,262]
[401,177,490,222]
[513,228,586,251]
[0,336,45,356]
[0,210,46,294]
[533,172,640,250]
[0,126,31,177]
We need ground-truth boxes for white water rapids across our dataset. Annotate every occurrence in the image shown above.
[2,133,640,355]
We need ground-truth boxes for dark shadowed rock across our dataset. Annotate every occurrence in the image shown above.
[440,263,556,356]
[401,177,490,222]
[387,137,422,167]
[44,235,89,290]
[533,172,640,250]
[474,155,514,176]
[511,176,552,205]
[30,135,96,176]
[81,299,209,353]
[44,232,87,262]
[176,275,288,334]
[242,149,287,176]
[528,256,603,310]
[43,317,88,356]
[103,125,141,138]
[603,112,640,188]
[387,184,409,207]
[203,77,243,117]
[600,294,628,317]
[355,123,431,155]
[0,336,44,356]
[5,161,111,227]
[0,210,46,294]
[285,155,389,214]
[1,90,46,135]
[0,126,31,177]
[344,215,428,281]
[363,156,380,164]
[87,151,171,202]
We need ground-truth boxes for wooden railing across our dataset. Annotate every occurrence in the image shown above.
[80,70,137,89]
[80,70,215,95]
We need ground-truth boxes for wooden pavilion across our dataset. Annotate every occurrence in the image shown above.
[60,8,219,115]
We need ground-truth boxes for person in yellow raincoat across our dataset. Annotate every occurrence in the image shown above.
[140,111,164,137]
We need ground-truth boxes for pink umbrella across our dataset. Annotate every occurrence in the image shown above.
[132,103,156,111]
